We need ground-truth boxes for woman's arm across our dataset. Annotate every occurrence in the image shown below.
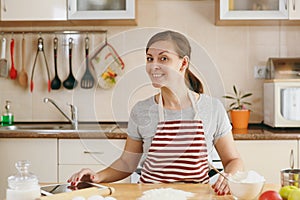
[68,137,143,184]
[212,132,244,195]
[96,137,143,182]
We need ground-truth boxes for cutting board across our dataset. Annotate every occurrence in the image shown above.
[38,187,114,200]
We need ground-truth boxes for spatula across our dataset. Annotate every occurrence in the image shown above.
[18,37,28,88]
[9,38,17,79]
[80,36,94,89]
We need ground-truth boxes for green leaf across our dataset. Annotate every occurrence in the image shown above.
[233,85,238,96]
[229,102,236,108]
[223,95,235,99]
[240,93,252,99]
[242,102,252,105]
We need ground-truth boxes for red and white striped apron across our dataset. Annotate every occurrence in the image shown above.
[140,91,210,183]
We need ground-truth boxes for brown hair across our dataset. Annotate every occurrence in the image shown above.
[146,30,203,93]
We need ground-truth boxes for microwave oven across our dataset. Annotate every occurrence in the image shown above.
[264,80,300,128]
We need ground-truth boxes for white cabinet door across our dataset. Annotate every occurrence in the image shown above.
[219,0,288,20]
[59,164,130,183]
[1,0,67,21]
[58,139,130,183]
[289,0,300,19]
[235,140,298,184]
[0,138,58,200]
[67,0,135,20]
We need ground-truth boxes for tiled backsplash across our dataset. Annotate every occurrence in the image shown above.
[1,0,300,123]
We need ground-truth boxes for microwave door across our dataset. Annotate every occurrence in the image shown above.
[281,88,300,121]
[296,88,300,120]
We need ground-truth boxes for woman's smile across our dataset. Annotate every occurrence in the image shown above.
[151,73,164,78]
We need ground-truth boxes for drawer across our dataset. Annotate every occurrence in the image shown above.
[59,164,130,183]
[59,139,126,165]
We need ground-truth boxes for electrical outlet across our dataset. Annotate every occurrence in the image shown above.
[254,66,267,79]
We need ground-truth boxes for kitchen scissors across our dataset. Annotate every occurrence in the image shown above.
[30,37,51,92]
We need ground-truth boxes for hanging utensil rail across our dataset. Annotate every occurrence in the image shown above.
[0,30,107,35]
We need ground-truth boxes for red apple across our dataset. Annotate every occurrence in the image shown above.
[259,190,283,200]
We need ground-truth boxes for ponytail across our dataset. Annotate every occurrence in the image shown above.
[185,68,204,94]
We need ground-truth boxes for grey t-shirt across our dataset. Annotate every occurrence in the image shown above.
[127,94,232,166]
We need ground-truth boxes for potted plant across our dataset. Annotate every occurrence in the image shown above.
[223,85,253,129]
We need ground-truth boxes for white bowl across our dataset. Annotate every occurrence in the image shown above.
[228,180,265,200]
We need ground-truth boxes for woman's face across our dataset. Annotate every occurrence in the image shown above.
[146,40,186,89]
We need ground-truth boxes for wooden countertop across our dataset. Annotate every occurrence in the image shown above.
[40,183,281,200]
[108,183,280,200]
[0,124,299,140]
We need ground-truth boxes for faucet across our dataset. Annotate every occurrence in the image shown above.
[43,98,78,129]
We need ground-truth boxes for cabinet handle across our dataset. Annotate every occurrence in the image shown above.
[83,151,104,155]
[68,0,71,11]
[285,0,288,10]
[3,0,6,12]
[293,0,296,10]
[290,149,294,169]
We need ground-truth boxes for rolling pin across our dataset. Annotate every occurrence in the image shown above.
[37,187,115,200]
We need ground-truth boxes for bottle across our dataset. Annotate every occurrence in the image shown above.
[1,100,14,126]
[6,160,40,200]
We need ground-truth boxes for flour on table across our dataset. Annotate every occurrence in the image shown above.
[138,188,194,200]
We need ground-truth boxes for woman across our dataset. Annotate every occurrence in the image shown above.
[68,30,244,195]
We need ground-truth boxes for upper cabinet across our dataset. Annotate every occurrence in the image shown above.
[68,0,135,20]
[216,0,300,25]
[1,0,67,21]
[0,0,136,26]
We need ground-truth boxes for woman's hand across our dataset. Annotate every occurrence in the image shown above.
[211,172,231,196]
[67,168,101,185]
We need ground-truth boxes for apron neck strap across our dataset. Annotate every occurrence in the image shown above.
[158,90,199,122]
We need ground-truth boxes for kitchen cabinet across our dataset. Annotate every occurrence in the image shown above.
[216,0,300,25]
[289,0,300,19]
[0,0,136,26]
[68,0,135,20]
[235,140,298,184]
[0,138,57,200]
[0,0,67,21]
[58,139,130,183]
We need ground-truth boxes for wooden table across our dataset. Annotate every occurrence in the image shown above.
[38,183,281,200]
[103,183,281,200]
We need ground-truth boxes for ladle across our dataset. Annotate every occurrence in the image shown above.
[51,37,61,90]
[18,37,28,88]
[63,38,77,90]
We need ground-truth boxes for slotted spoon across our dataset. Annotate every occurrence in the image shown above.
[80,37,94,89]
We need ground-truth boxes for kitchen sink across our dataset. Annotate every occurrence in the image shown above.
[0,123,123,133]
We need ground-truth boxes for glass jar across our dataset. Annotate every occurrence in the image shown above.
[6,160,40,200]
